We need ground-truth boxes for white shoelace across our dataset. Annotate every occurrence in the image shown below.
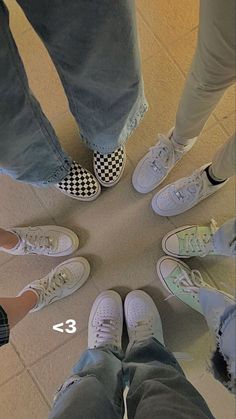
[183,219,218,256]
[164,269,210,302]
[148,134,185,175]
[174,170,203,204]
[37,271,67,304]
[20,231,54,254]
[132,320,154,341]
[94,319,120,347]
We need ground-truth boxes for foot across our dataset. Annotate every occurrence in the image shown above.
[132,128,195,193]
[20,257,90,312]
[1,226,79,257]
[56,161,101,201]
[162,219,218,258]
[88,291,123,349]
[93,146,126,187]
[124,290,164,348]
[152,164,228,216]
[156,256,233,314]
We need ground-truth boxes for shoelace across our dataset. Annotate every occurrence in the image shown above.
[39,271,67,300]
[148,135,174,173]
[164,269,211,302]
[182,219,218,256]
[174,170,203,203]
[148,134,185,174]
[94,319,120,347]
[132,319,154,341]
[21,231,54,254]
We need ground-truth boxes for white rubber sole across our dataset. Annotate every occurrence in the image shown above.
[55,183,101,202]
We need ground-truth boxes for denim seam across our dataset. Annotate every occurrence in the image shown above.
[2,21,68,165]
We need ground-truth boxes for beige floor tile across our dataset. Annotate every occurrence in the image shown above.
[0,343,24,386]
[127,49,185,164]
[31,330,88,405]
[168,28,198,75]
[5,0,31,37]
[0,175,52,228]
[220,112,236,138]
[15,29,69,121]
[0,371,49,419]
[137,0,199,45]
[137,12,161,62]
[185,371,236,419]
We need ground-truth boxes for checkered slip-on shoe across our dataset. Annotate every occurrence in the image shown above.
[93,146,126,187]
[56,161,101,201]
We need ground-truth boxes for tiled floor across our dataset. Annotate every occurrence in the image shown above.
[1,1,235,418]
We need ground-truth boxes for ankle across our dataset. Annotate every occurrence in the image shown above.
[0,230,20,250]
[171,130,197,153]
[205,165,228,185]
[18,290,39,310]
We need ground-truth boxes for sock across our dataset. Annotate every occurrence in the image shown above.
[205,165,227,185]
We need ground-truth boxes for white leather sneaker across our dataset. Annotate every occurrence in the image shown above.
[88,291,123,349]
[152,164,228,216]
[132,128,195,193]
[20,257,90,312]
[1,225,79,257]
[124,290,164,348]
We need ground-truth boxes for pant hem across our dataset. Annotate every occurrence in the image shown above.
[80,99,149,154]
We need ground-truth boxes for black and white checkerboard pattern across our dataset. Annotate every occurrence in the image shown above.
[94,147,125,184]
[58,161,98,198]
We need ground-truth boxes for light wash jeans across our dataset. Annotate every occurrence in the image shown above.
[199,289,236,393]
[213,218,236,257]
[0,0,147,186]
[49,338,213,419]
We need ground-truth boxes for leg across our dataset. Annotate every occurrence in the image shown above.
[50,290,125,418]
[0,228,19,250]
[174,0,236,143]
[49,347,123,419]
[0,2,71,185]
[17,0,147,154]
[125,339,213,419]
[0,292,38,330]
[212,218,236,257]
[199,289,236,393]
[157,257,236,392]
[123,291,213,418]
[210,134,236,181]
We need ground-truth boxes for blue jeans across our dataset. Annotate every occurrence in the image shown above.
[49,338,213,419]
[199,289,236,393]
[0,0,147,186]
[213,218,236,257]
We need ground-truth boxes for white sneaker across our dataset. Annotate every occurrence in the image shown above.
[162,219,218,258]
[1,226,79,257]
[156,256,233,314]
[132,129,195,193]
[152,164,228,216]
[124,290,164,348]
[20,257,90,312]
[88,291,123,349]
